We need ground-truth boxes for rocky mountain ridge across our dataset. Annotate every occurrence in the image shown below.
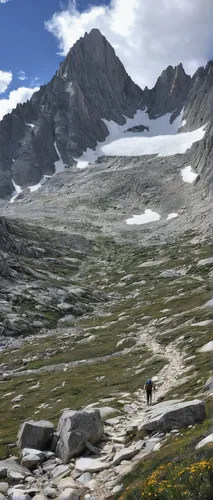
[0,29,213,198]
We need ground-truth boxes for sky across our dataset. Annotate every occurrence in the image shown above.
[0,0,212,120]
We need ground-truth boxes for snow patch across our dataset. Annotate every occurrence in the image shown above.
[29,175,51,193]
[199,341,213,353]
[76,110,205,168]
[26,123,35,128]
[10,180,22,203]
[126,209,161,225]
[181,119,187,127]
[167,213,178,220]
[181,166,198,183]
[54,142,67,173]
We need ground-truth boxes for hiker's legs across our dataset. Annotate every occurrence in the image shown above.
[147,390,152,405]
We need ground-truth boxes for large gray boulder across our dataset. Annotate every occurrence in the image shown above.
[17,420,54,451]
[141,399,206,433]
[56,409,103,464]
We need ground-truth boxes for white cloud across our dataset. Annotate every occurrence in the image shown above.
[0,0,9,3]
[46,0,213,88]
[0,86,39,121]
[18,71,27,81]
[0,70,12,93]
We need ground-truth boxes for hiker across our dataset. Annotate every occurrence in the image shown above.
[144,378,155,406]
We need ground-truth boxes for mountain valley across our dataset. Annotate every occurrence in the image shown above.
[0,28,213,500]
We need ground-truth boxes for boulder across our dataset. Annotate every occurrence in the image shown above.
[56,409,103,464]
[196,433,213,449]
[141,400,206,433]
[0,460,30,480]
[21,448,45,460]
[17,420,54,451]
[21,454,42,470]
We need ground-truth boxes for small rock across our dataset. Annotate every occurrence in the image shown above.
[57,478,77,491]
[21,455,42,470]
[43,486,57,498]
[86,480,98,492]
[0,483,9,494]
[0,494,6,500]
[51,465,70,479]
[112,447,138,466]
[78,473,92,485]
[58,489,79,500]
[11,396,24,403]
[112,484,124,494]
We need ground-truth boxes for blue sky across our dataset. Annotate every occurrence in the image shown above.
[0,0,110,96]
[0,0,212,120]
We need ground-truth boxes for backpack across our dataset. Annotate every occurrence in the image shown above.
[146,379,153,390]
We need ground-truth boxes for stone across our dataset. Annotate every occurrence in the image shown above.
[141,400,206,432]
[94,407,117,421]
[57,478,77,491]
[58,489,79,500]
[0,483,9,494]
[86,480,98,492]
[0,460,30,480]
[51,465,70,479]
[204,376,213,391]
[56,409,103,463]
[112,447,138,466]
[43,486,58,498]
[21,448,45,460]
[17,420,54,451]
[196,433,213,449]
[11,395,24,403]
[78,472,92,485]
[21,454,42,470]
[75,458,109,473]
[112,485,124,494]
[0,494,6,500]
[8,492,31,500]
[116,338,136,348]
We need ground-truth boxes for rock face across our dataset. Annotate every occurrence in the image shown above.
[141,400,206,432]
[0,28,212,199]
[0,29,143,197]
[17,420,54,451]
[56,409,103,463]
[147,63,191,120]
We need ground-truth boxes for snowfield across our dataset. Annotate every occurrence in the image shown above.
[76,109,206,168]
[126,209,161,225]
[181,165,198,183]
